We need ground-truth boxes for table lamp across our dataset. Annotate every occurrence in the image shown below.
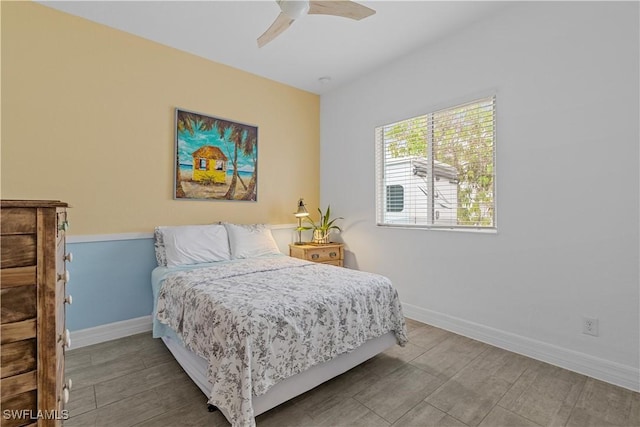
[294,198,309,245]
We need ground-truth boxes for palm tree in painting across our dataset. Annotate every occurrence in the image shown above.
[217,122,257,200]
[241,127,258,201]
[223,125,244,199]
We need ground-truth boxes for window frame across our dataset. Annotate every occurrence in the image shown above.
[375,96,497,232]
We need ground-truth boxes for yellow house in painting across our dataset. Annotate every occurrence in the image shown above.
[192,146,228,184]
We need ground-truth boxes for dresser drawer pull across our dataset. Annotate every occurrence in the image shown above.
[58,220,70,232]
[64,252,73,263]
[62,387,70,404]
[58,270,70,283]
[311,254,319,260]
[65,295,73,305]
[66,379,73,390]
[329,252,337,258]
[59,329,71,348]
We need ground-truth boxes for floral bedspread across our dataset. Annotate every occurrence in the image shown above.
[156,256,407,427]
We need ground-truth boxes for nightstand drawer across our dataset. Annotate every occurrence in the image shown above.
[289,243,344,266]
[305,246,342,263]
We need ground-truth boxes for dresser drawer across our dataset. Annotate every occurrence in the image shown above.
[56,241,69,287]
[0,236,36,269]
[0,370,37,398]
[0,266,37,289]
[1,339,36,379]
[56,242,68,341]
[1,319,37,345]
[0,208,36,235]
[1,286,36,324]
[56,350,66,412]
[0,390,37,427]
[56,281,66,331]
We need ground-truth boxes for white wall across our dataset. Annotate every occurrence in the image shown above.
[320,2,639,390]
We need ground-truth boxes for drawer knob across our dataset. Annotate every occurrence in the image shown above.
[59,329,71,348]
[64,252,73,263]
[65,295,73,305]
[58,270,70,283]
[329,252,337,258]
[58,220,69,232]
[311,254,319,260]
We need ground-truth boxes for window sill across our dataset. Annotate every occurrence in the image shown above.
[376,223,498,234]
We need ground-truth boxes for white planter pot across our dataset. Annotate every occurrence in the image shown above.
[312,230,330,244]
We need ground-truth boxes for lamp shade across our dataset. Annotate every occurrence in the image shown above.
[294,198,309,217]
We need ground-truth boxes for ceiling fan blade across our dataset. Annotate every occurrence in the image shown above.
[257,12,295,48]
[308,1,375,20]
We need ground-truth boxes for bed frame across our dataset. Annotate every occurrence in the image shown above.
[162,331,396,423]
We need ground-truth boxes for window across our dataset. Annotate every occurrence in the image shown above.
[375,96,496,230]
[199,158,207,170]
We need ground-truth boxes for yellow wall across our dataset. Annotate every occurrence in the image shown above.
[1,2,320,235]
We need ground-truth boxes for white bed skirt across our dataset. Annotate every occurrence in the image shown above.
[162,332,396,423]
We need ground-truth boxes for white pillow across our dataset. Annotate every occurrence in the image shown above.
[162,224,231,267]
[224,223,281,259]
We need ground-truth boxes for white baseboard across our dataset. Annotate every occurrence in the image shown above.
[402,303,640,392]
[70,315,152,349]
[70,305,640,392]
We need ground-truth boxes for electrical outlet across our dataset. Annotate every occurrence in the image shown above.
[583,317,599,336]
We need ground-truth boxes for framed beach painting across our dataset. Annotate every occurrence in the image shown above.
[175,108,258,201]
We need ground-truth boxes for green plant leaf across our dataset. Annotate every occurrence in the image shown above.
[326,217,343,228]
[306,204,343,232]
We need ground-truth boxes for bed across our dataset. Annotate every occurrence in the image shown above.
[151,223,407,427]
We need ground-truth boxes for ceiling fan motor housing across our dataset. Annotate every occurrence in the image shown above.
[277,0,310,20]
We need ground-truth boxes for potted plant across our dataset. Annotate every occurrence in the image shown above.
[299,205,343,244]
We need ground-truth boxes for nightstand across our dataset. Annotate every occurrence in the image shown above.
[289,243,344,267]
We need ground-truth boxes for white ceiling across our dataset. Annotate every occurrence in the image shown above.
[39,1,512,94]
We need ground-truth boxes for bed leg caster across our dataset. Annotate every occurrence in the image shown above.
[207,404,218,413]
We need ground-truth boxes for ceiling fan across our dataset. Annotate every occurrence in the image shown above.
[257,0,376,48]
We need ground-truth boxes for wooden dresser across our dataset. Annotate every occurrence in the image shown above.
[289,243,344,267]
[1,200,71,427]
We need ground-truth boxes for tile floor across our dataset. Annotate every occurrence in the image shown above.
[64,319,640,427]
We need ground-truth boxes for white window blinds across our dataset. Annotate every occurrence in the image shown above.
[375,96,496,230]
